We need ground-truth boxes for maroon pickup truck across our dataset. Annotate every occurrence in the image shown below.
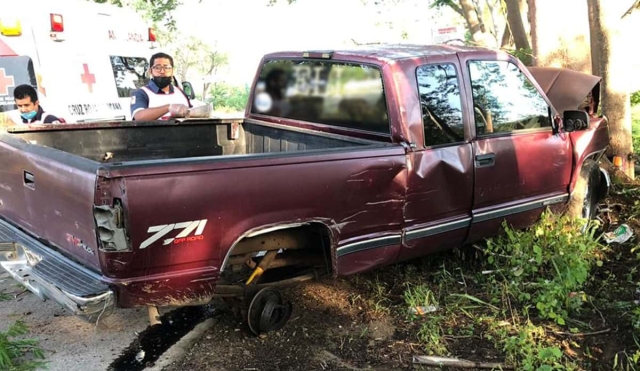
[0,45,609,332]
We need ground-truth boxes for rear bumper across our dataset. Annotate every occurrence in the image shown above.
[0,218,114,316]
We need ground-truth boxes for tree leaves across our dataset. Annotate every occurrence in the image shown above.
[91,0,181,32]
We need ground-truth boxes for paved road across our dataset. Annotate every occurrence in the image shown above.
[0,272,151,371]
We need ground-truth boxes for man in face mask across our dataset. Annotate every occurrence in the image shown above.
[13,84,63,124]
[130,52,192,121]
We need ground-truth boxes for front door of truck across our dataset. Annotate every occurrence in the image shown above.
[458,54,573,242]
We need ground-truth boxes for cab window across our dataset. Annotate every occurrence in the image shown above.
[251,59,390,134]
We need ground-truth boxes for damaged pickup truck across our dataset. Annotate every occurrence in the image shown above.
[0,45,610,333]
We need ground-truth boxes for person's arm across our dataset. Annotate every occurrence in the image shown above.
[42,113,62,124]
[131,89,161,120]
[133,105,171,121]
[131,89,188,120]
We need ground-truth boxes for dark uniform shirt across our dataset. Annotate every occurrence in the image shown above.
[21,106,62,124]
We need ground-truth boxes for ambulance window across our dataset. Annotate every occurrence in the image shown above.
[0,56,37,112]
[110,56,149,98]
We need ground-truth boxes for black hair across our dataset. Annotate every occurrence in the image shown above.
[150,52,174,67]
[13,84,38,103]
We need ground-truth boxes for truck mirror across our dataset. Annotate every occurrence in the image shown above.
[181,81,196,100]
[563,110,590,133]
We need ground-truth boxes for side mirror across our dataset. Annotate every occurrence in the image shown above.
[181,81,196,100]
[563,110,590,133]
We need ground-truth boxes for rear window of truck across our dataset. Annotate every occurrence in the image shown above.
[251,59,390,134]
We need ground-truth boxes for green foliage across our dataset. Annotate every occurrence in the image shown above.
[91,0,181,32]
[631,91,640,106]
[208,83,249,112]
[0,321,46,371]
[632,104,640,156]
[506,47,534,66]
[403,284,448,355]
[484,210,604,325]
[0,291,12,301]
[491,320,569,371]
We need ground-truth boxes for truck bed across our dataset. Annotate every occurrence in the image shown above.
[4,119,373,163]
[0,118,394,275]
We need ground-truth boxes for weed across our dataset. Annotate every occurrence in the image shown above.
[483,210,604,325]
[0,321,46,371]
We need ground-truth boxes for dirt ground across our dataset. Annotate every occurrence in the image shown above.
[161,277,419,371]
[162,180,640,371]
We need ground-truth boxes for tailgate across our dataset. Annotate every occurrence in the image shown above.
[0,135,101,269]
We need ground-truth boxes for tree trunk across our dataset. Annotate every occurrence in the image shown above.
[459,0,490,46]
[527,0,538,65]
[504,0,530,51]
[500,23,512,48]
[587,0,634,177]
[586,0,600,76]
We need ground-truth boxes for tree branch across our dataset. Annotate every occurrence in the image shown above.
[413,356,514,370]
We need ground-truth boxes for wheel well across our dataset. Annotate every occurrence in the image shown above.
[220,223,333,286]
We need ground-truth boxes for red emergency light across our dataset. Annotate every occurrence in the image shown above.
[148,27,156,42]
[50,14,64,32]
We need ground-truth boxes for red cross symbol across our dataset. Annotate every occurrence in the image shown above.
[80,63,95,93]
[0,68,15,96]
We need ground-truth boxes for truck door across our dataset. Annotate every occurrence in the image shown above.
[457,53,573,243]
[398,56,475,262]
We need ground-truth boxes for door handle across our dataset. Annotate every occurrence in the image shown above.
[23,171,35,189]
[475,153,495,168]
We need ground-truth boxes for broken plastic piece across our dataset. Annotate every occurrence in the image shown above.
[604,224,633,244]
[409,305,438,315]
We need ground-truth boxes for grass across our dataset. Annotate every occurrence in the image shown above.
[632,104,640,155]
[0,321,46,371]
[346,194,640,370]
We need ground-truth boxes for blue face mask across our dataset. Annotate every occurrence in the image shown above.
[21,110,37,120]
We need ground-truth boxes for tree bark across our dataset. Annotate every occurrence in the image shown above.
[500,23,512,48]
[586,0,600,76]
[459,0,490,46]
[587,0,634,177]
[527,0,538,65]
[504,0,530,51]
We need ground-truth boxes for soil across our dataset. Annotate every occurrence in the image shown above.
[162,177,640,371]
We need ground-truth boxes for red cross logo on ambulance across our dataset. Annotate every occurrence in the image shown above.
[80,63,96,93]
[0,68,15,96]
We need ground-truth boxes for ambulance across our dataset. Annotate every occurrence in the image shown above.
[0,0,195,124]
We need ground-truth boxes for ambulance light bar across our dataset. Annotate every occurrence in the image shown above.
[50,14,64,33]
[0,19,22,36]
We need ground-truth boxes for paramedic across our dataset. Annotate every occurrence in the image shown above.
[13,84,63,124]
[130,52,191,120]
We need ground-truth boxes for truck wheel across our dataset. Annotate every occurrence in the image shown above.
[567,159,600,221]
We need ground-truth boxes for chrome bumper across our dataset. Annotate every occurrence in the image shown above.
[0,219,114,316]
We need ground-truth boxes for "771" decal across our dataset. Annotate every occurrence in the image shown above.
[139,220,208,249]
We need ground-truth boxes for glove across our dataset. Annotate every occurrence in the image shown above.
[168,103,189,117]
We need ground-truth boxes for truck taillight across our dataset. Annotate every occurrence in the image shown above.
[148,27,156,42]
[50,14,63,32]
